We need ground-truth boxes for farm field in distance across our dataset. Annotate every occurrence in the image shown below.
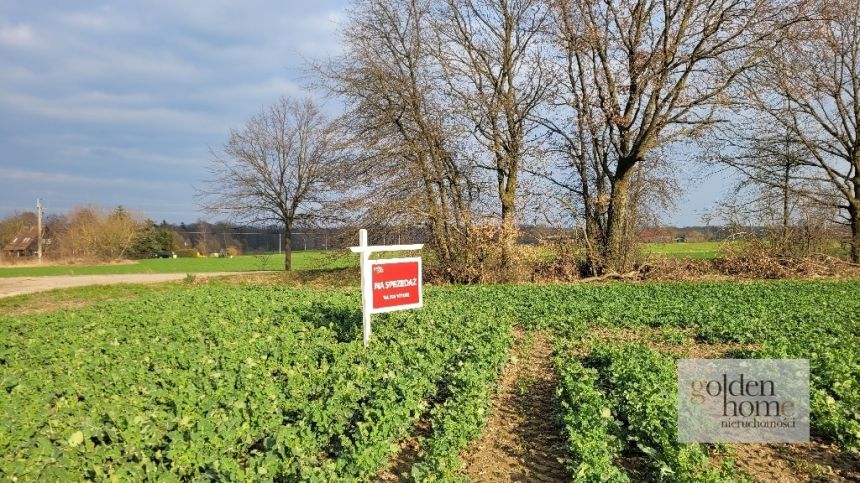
[0,250,352,277]
[640,240,851,260]
[5,240,848,278]
[640,241,726,259]
[4,0,860,480]
[1,242,736,278]
[1,279,857,480]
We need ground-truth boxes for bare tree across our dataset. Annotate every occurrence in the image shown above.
[742,0,860,262]
[197,96,341,270]
[319,0,477,276]
[58,205,140,261]
[546,0,801,271]
[433,0,553,269]
[708,116,819,251]
[710,179,841,257]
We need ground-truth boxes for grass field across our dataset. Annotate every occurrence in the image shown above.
[1,278,858,480]
[640,239,851,260]
[0,250,353,277]
[0,243,721,278]
[640,241,726,259]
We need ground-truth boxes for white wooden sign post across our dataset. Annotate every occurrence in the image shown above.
[350,229,424,347]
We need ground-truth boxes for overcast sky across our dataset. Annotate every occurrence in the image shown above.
[0,1,726,226]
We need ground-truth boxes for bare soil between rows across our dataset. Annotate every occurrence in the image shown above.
[461,330,569,482]
[379,326,859,481]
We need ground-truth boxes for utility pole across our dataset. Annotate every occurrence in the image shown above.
[36,198,43,264]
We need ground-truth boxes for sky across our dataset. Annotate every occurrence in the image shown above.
[0,1,727,226]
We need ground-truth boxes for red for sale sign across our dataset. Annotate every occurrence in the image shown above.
[370,257,423,313]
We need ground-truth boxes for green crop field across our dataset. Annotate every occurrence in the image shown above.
[1,280,858,480]
[0,250,353,278]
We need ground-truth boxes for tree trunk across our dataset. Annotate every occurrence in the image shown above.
[850,204,860,264]
[605,164,635,273]
[284,225,293,271]
[782,162,790,246]
[500,195,516,271]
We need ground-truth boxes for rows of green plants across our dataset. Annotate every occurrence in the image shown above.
[1,279,857,479]
[554,348,628,482]
[556,335,857,482]
[585,343,740,482]
[0,285,514,480]
[749,333,860,452]
[409,324,512,481]
[546,280,858,482]
[480,280,859,454]
[460,280,858,336]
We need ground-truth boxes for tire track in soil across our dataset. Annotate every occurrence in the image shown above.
[377,417,432,481]
[462,330,569,482]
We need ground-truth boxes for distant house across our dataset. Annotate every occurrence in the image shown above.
[3,226,43,257]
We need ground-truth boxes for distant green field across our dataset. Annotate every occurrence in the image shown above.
[641,239,850,259]
[640,241,727,259]
[0,250,354,277]
[3,240,838,277]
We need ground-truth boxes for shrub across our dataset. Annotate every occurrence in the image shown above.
[426,224,538,284]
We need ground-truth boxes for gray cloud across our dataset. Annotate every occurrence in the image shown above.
[0,0,346,221]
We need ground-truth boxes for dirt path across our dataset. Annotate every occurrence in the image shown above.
[462,330,569,482]
[0,272,244,298]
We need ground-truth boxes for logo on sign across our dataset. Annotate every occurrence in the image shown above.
[678,359,809,443]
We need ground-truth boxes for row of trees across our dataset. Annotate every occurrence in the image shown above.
[0,207,174,262]
[200,0,860,275]
[710,0,860,261]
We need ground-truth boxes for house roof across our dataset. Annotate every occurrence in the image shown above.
[3,226,40,252]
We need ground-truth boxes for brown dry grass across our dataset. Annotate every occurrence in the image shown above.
[579,327,761,358]
[732,439,860,482]
[217,268,359,288]
[638,252,860,281]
